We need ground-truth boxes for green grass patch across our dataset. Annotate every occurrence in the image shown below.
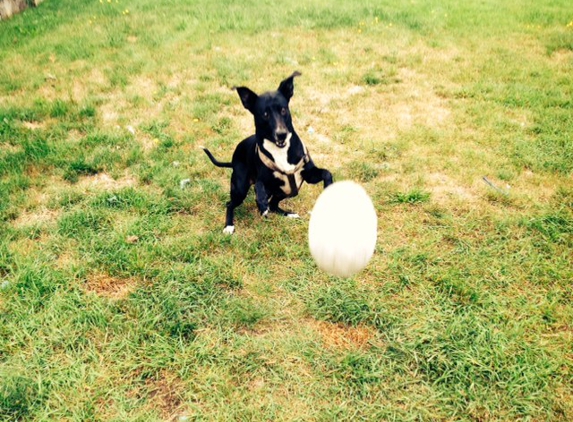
[1,0,572,420]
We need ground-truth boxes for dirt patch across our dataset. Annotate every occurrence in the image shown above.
[311,320,376,351]
[85,273,138,300]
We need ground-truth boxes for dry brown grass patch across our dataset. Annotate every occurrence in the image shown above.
[144,372,187,421]
[9,235,49,256]
[85,273,138,300]
[22,120,46,130]
[311,320,377,351]
[425,172,479,205]
[76,172,137,191]
[121,370,187,421]
[11,206,59,229]
[54,250,80,270]
[99,96,130,126]
[550,49,573,64]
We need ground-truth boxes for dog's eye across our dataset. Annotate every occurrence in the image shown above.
[280,108,287,116]
[263,111,269,120]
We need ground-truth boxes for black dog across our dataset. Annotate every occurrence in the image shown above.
[203,72,333,234]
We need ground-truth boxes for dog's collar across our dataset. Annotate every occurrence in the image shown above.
[256,142,310,175]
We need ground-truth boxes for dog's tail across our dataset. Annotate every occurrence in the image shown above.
[201,147,233,168]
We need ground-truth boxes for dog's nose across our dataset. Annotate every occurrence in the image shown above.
[276,131,288,142]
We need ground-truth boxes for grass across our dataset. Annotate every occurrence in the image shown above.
[1,0,572,420]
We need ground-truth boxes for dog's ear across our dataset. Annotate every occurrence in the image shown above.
[235,87,258,114]
[277,71,301,102]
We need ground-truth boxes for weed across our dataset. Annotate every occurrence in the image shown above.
[63,159,101,183]
[389,189,431,204]
[362,67,400,86]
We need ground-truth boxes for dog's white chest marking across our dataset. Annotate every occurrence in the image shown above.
[259,136,309,197]
[263,136,295,173]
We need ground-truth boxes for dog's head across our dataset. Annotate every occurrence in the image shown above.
[236,71,301,149]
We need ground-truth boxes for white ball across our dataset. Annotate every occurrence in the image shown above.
[308,181,377,277]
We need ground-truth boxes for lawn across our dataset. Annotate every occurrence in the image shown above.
[1,0,572,420]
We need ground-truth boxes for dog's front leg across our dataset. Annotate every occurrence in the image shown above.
[254,180,270,217]
[301,165,333,188]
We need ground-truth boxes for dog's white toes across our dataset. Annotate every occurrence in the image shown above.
[262,210,269,218]
[223,225,235,235]
[287,213,300,219]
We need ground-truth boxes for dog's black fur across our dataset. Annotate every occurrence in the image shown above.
[203,72,333,234]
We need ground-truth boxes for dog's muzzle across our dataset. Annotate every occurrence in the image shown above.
[275,131,290,148]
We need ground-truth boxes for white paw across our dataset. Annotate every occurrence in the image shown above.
[262,209,269,218]
[287,213,300,219]
[223,225,235,235]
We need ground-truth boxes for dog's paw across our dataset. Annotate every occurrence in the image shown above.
[262,209,269,218]
[223,225,235,235]
[286,213,300,219]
